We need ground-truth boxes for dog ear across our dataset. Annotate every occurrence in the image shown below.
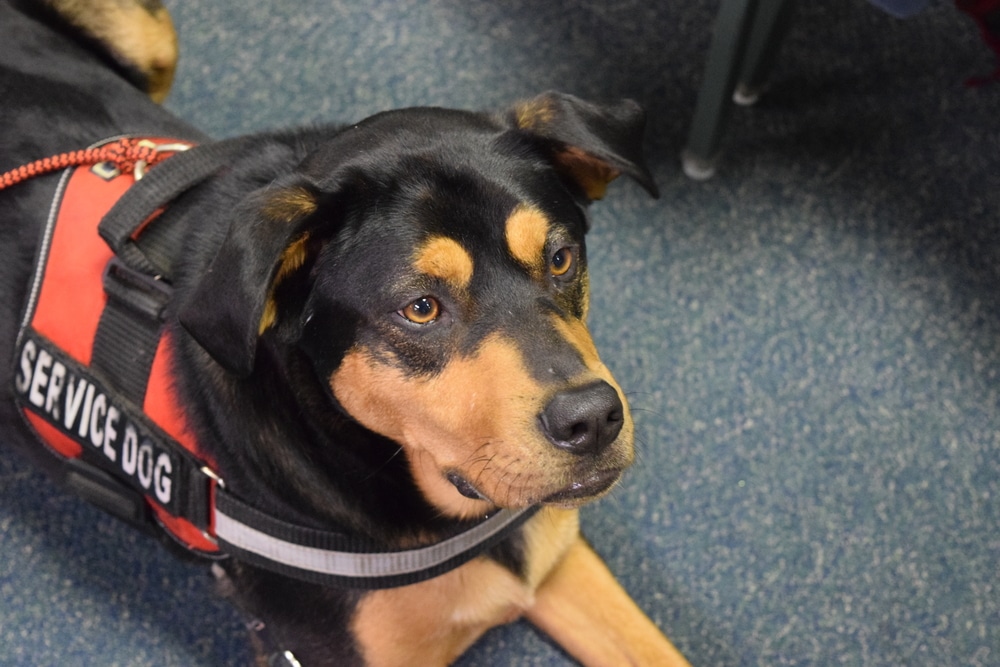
[178,176,328,377]
[508,91,659,200]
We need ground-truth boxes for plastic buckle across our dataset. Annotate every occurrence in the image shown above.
[102,256,173,321]
[63,458,153,532]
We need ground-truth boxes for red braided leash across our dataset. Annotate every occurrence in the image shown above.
[0,138,187,191]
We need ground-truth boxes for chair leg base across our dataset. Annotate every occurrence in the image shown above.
[733,82,765,106]
[681,149,718,180]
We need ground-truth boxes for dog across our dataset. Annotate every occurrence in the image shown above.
[0,1,691,665]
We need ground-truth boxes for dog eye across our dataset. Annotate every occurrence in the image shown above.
[550,247,574,277]
[400,297,440,324]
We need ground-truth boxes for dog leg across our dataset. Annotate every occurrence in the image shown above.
[43,0,178,102]
[526,536,693,667]
[351,557,533,667]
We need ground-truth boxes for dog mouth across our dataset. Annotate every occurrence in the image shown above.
[541,468,623,505]
[446,468,623,507]
[446,471,487,501]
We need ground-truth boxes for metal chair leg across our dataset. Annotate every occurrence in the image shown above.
[682,0,794,179]
[682,0,760,179]
[734,0,795,106]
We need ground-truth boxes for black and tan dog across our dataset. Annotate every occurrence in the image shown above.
[0,1,691,665]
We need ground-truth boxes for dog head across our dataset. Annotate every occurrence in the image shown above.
[180,92,658,519]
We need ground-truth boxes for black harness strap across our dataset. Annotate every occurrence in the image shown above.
[89,138,248,406]
[98,137,251,278]
[82,140,247,545]
[91,257,172,405]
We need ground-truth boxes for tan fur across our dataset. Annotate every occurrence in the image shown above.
[520,506,581,588]
[552,146,621,201]
[45,0,178,103]
[261,186,318,224]
[551,314,634,442]
[512,97,620,200]
[331,336,556,518]
[413,236,474,291]
[504,205,549,274]
[351,507,578,667]
[551,314,602,370]
[329,333,633,519]
[513,98,556,132]
[353,507,690,667]
[258,233,311,334]
[256,186,319,333]
[351,556,531,667]
[580,269,591,320]
[526,537,694,667]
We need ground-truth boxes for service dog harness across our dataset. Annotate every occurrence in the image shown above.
[7,136,536,590]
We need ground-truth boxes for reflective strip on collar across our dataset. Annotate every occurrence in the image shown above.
[213,495,536,585]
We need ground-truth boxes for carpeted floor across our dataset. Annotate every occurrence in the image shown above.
[1,0,998,665]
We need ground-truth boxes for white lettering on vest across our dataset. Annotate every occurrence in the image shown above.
[154,453,173,503]
[45,361,66,420]
[78,384,95,439]
[137,441,154,490]
[16,338,180,512]
[64,377,88,431]
[15,339,37,395]
[28,348,52,409]
[121,425,138,475]
[103,405,120,462]
[89,393,107,449]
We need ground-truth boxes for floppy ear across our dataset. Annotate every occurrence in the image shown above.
[508,91,659,200]
[178,176,326,377]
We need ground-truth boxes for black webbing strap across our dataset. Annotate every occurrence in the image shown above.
[98,137,250,279]
[91,138,246,408]
[81,138,244,536]
[90,258,171,405]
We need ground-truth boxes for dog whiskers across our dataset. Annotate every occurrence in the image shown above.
[360,445,405,482]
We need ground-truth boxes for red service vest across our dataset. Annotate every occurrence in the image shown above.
[12,140,219,553]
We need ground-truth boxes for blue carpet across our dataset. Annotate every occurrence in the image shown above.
[2,1,998,665]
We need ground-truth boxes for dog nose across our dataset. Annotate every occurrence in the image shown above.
[540,381,624,456]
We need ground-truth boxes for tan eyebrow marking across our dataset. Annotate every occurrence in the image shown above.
[505,204,550,274]
[413,236,474,290]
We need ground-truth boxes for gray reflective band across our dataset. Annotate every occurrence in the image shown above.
[213,505,533,579]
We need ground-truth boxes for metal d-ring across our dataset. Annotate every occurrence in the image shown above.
[133,141,192,181]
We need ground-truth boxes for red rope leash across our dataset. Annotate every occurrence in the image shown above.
[0,138,186,191]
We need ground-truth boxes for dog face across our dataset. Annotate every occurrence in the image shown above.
[307,154,632,517]
[180,92,658,519]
